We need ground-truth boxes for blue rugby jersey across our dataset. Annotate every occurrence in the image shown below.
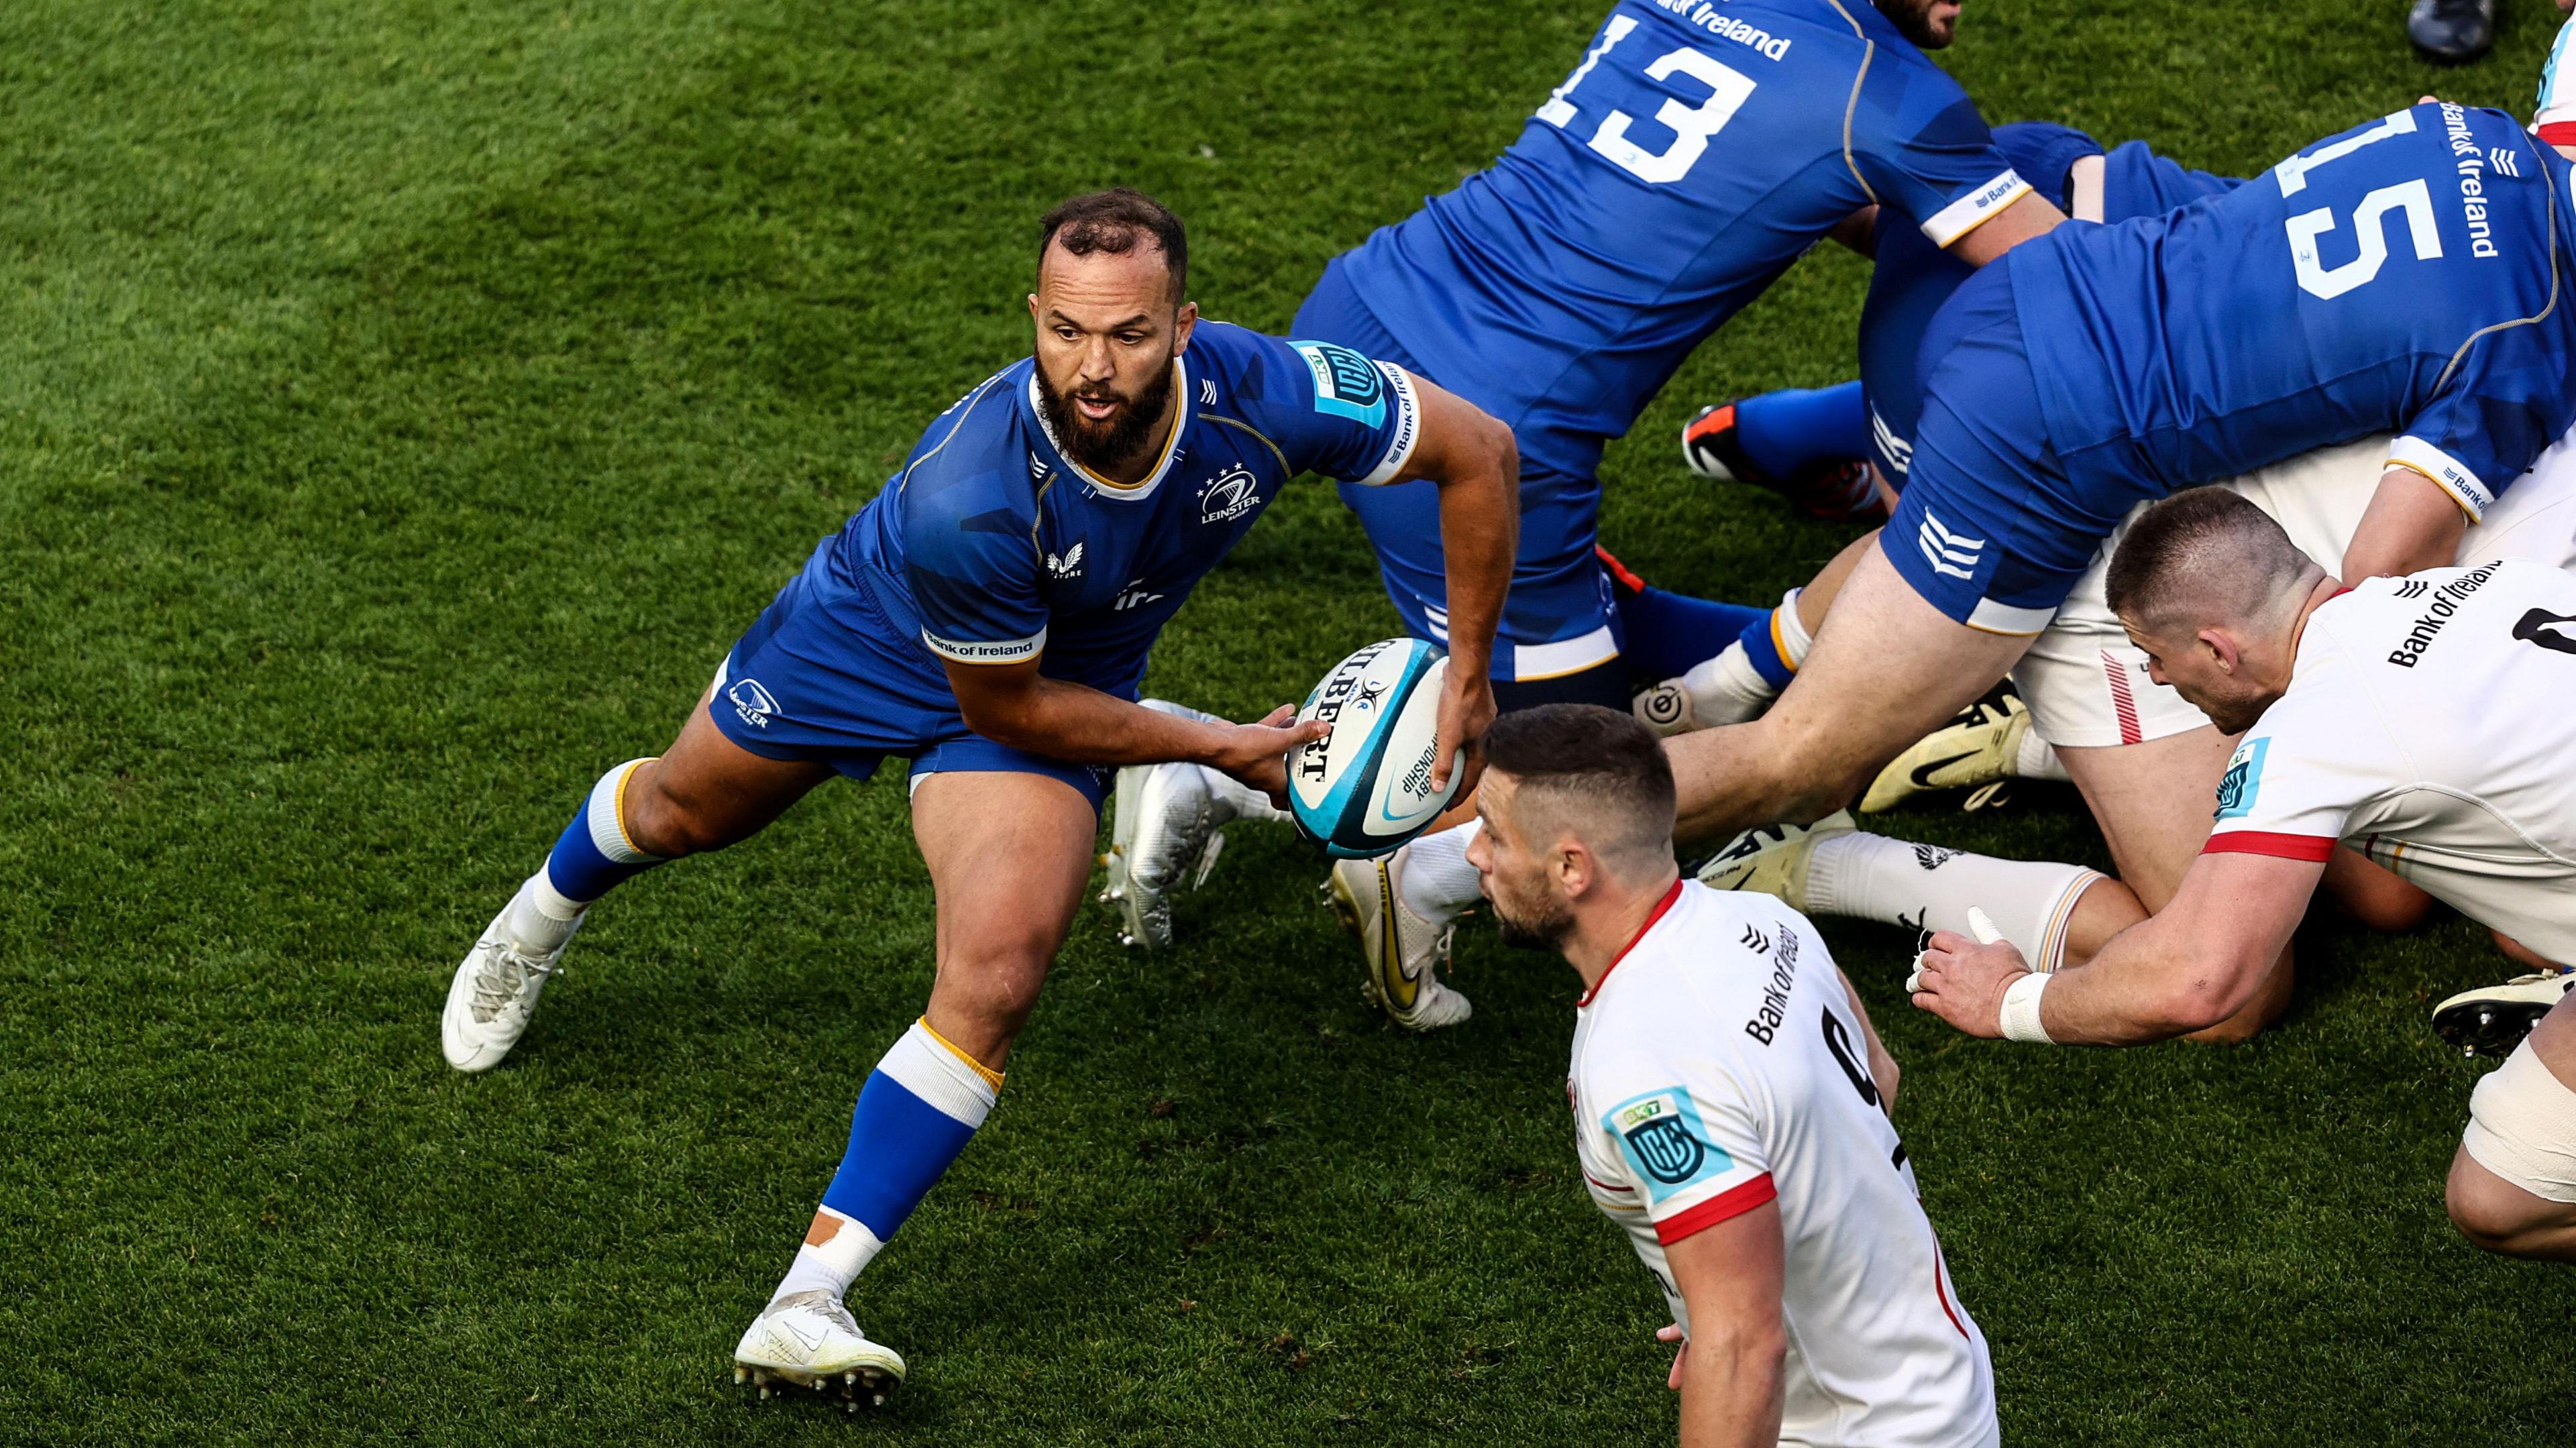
[2010,103,2576,522]
[1860,126,2241,482]
[805,321,1420,710]
[1333,0,2029,485]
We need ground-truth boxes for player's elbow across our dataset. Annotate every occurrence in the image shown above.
[2155,954,2267,1038]
[952,683,1046,750]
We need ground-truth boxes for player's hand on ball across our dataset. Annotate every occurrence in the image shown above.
[1211,704,1328,804]
[1432,667,1496,795]
[1656,1324,1686,1390]
[1908,930,2033,1039]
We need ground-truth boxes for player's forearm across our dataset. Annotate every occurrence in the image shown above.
[2341,465,2469,583]
[2040,914,2274,1044]
[961,677,1227,767]
[1677,1325,1785,1448]
[1429,433,1517,681]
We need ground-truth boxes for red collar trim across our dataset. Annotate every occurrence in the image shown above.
[1578,879,1685,1007]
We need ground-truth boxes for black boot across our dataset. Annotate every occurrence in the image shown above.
[2408,0,2496,64]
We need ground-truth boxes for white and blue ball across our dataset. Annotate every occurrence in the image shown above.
[1286,638,1463,859]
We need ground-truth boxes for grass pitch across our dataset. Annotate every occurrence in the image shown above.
[5,2,2573,1443]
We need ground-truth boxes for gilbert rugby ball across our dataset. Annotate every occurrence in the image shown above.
[1286,638,1463,859]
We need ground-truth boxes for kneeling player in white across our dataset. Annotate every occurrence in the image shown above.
[1470,704,1996,1445]
[1693,425,2576,1042]
[1913,490,2576,1263]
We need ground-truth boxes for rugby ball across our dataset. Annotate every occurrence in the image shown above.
[1286,638,1464,859]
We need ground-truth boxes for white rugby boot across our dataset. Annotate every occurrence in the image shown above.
[733,1290,905,1410]
[1324,847,1473,1031]
[1100,700,1244,949]
[2431,970,2575,1058]
[441,905,580,1073]
[1101,760,1230,949]
[1860,687,2033,815]
[1694,812,1856,912]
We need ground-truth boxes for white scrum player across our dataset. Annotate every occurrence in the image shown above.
[1913,490,2576,1264]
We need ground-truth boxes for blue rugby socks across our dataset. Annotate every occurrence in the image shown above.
[1615,584,1771,683]
[773,1018,1004,1304]
[1663,589,1813,727]
[498,758,666,950]
[1731,382,1868,480]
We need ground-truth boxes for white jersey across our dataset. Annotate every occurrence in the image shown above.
[1568,882,1997,1448]
[2206,558,2576,962]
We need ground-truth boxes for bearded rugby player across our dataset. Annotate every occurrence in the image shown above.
[435,190,1518,1400]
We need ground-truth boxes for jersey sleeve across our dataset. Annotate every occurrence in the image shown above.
[2202,680,2394,860]
[2387,323,2575,520]
[1590,1047,1777,1247]
[898,453,1050,666]
[1238,331,1424,486]
[1849,57,2031,249]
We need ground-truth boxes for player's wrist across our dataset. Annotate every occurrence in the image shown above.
[1998,971,2055,1044]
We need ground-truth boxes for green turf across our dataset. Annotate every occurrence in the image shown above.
[5,1,2573,1442]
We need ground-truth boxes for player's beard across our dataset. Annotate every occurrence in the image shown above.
[1034,357,1175,474]
[1490,882,1577,953]
[2191,684,2273,738]
[1873,0,1958,48]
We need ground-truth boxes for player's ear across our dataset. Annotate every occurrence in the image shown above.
[2198,626,2241,674]
[1171,300,1197,354]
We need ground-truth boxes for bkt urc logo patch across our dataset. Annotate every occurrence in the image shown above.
[1606,1088,1731,1202]
[1291,340,1387,428]
[2214,736,2268,820]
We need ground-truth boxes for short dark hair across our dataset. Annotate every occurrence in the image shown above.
[1484,704,1676,874]
[1037,188,1187,301]
[2105,486,2313,627]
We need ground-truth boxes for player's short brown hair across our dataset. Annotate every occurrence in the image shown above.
[1484,704,1676,877]
[1038,188,1187,302]
[2106,486,2314,628]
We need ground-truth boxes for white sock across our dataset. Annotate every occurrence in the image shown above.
[771,1206,887,1306]
[1679,644,1778,727]
[1399,820,1485,921]
[1806,832,2105,972]
[1202,765,1290,824]
[501,871,584,952]
[1773,587,1815,665]
[2013,730,2069,783]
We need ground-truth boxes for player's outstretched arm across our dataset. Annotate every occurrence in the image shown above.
[1945,190,2065,268]
[1911,850,2322,1045]
[2342,465,2470,584]
[1384,374,1517,792]
[944,660,1325,799]
[1663,1201,1787,1448]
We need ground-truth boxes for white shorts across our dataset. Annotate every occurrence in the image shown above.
[2462,1038,2576,1205]
[2014,434,2576,749]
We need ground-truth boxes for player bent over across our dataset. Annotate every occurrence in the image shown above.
[436,188,1518,1398]
[1470,705,1996,1446]
[1913,490,2576,1263]
[1103,0,2070,1019]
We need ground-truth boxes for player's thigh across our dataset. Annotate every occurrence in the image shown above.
[910,765,1100,1052]
[627,700,836,856]
[1764,544,2032,791]
[2449,994,2576,1249]
[2056,726,2235,912]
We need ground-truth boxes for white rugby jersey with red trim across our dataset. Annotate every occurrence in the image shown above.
[2204,557,2576,963]
[1568,882,1996,1448]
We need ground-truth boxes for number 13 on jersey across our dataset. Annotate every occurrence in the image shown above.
[1538,14,1757,186]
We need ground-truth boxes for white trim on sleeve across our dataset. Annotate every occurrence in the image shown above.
[2386,435,2493,521]
[1920,168,2032,248]
[1352,362,1424,487]
[920,626,1046,665]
